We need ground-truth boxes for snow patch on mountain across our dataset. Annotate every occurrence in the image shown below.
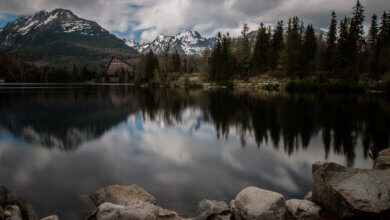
[43,12,59,25]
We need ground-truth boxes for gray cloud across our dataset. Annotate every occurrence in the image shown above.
[0,0,388,41]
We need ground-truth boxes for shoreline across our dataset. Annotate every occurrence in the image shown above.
[1,149,389,220]
[0,81,387,94]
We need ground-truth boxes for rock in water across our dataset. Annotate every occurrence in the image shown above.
[230,186,285,220]
[312,161,390,218]
[4,205,22,220]
[90,185,156,207]
[198,200,230,220]
[285,199,322,220]
[374,149,390,170]
[0,206,4,220]
[92,202,182,220]
[0,186,38,220]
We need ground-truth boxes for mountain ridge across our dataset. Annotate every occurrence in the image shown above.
[124,28,327,56]
[0,8,138,66]
[125,30,216,56]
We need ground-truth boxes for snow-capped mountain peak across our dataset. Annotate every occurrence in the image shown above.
[1,8,107,45]
[125,30,215,56]
[0,8,137,63]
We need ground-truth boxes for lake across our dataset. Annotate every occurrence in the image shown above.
[0,85,389,219]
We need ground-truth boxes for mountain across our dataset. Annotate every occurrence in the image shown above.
[0,9,139,66]
[126,30,216,56]
[126,27,327,56]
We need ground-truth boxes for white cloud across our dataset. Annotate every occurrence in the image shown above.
[0,0,388,41]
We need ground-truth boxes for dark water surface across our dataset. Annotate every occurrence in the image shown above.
[0,85,389,219]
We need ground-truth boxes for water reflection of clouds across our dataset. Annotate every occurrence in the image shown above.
[0,106,373,219]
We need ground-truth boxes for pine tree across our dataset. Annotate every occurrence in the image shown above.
[336,17,352,73]
[326,11,337,71]
[239,23,251,79]
[368,14,379,47]
[220,33,235,84]
[378,11,390,75]
[270,20,284,70]
[209,33,222,82]
[201,47,210,73]
[172,50,181,72]
[302,24,317,78]
[351,0,365,41]
[349,0,365,72]
[283,17,303,78]
[252,23,270,73]
[368,14,380,76]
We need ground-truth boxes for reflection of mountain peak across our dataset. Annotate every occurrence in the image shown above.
[0,87,138,150]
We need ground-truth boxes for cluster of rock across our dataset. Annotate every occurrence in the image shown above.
[86,149,390,220]
[1,149,389,220]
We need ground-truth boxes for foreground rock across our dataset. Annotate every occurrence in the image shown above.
[0,186,38,220]
[4,205,22,220]
[230,186,285,220]
[312,161,390,218]
[89,201,183,220]
[0,206,4,220]
[90,185,156,207]
[374,149,390,170]
[41,215,59,220]
[198,200,230,220]
[285,199,322,220]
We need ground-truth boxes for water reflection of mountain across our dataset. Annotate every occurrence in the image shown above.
[0,86,138,150]
[134,89,390,167]
[0,87,389,166]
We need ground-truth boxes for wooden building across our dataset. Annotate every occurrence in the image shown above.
[106,57,133,75]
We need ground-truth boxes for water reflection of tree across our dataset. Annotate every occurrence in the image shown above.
[1,87,389,166]
[136,89,390,167]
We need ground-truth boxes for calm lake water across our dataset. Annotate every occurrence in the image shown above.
[0,85,389,219]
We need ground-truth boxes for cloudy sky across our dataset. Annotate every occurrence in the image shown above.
[0,0,388,42]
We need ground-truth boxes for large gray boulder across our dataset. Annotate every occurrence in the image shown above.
[230,187,285,220]
[198,200,230,220]
[285,199,322,220]
[90,201,183,220]
[312,161,390,218]
[90,185,156,207]
[374,149,390,170]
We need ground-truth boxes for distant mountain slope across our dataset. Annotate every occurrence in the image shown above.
[0,9,139,66]
[125,30,216,56]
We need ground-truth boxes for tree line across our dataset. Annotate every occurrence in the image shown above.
[0,54,134,83]
[208,0,390,85]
